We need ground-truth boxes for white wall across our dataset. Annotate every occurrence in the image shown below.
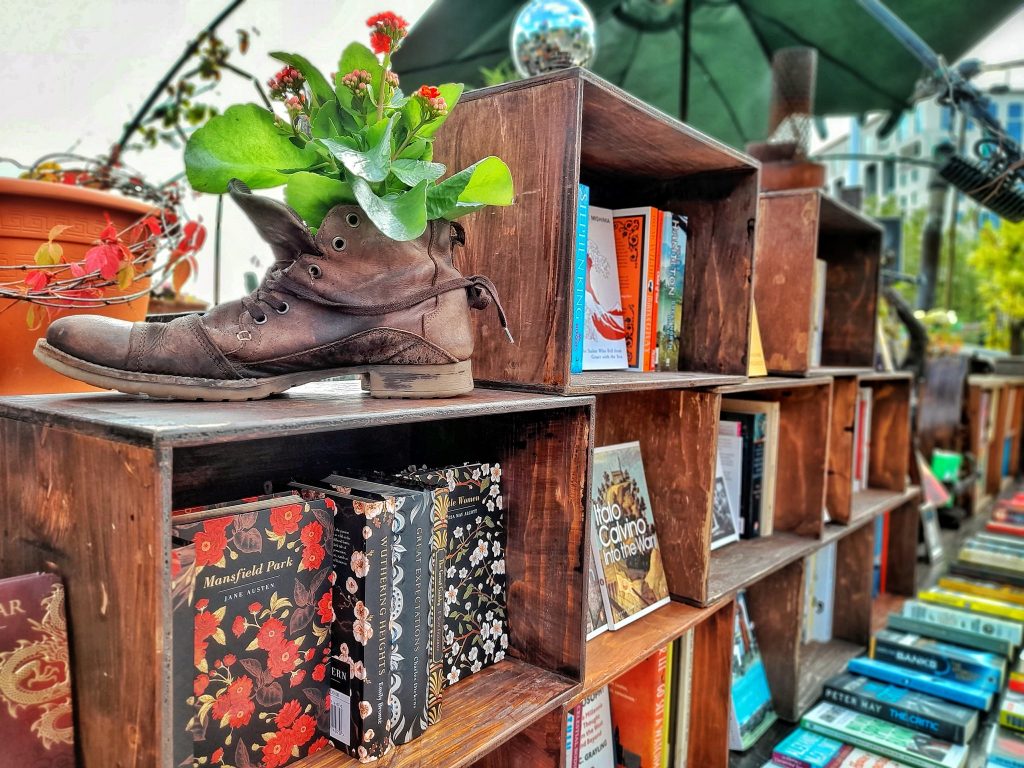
[1,0,433,305]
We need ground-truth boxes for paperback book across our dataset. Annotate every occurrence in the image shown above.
[886,613,1015,659]
[771,728,851,768]
[613,207,661,370]
[917,587,1024,624]
[869,628,1006,693]
[571,687,615,768]
[729,592,778,751]
[987,724,1024,768]
[609,647,667,768]
[579,198,629,371]
[586,544,610,640]
[720,409,768,539]
[899,599,1023,649]
[847,657,993,711]
[591,442,670,629]
[723,399,780,538]
[656,212,687,373]
[711,455,740,550]
[1001,688,1024,733]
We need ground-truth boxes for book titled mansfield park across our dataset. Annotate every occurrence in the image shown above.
[591,442,670,630]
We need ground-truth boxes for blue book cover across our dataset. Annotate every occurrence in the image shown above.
[729,592,777,750]
[570,184,590,373]
[873,515,884,598]
[849,656,993,711]
[871,629,1005,693]
[772,727,850,768]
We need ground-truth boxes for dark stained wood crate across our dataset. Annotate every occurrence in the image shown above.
[0,383,594,768]
[753,189,882,375]
[432,68,758,394]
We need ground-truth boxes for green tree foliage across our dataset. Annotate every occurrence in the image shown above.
[967,219,1024,353]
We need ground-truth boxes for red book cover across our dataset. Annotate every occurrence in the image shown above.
[989,521,1024,538]
[612,213,645,368]
[609,646,667,768]
[879,513,891,593]
[0,573,74,768]
[643,211,663,372]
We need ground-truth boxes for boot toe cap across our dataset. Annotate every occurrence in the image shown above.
[46,316,133,369]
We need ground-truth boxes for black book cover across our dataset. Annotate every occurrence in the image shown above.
[821,672,977,744]
[951,559,1024,588]
[721,412,764,539]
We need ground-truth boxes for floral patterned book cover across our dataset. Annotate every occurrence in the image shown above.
[0,572,74,768]
[328,490,394,763]
[171,494,335,768]
[404,462,507,686]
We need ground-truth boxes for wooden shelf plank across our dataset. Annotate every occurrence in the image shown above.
[0,382,594,446]
[793,639,864,720]
[295,660,577,768]
[715,376,829,394]
[580,600,721,701]
[702,534,820,607]
[821,486,921,543]
[564,370,746,394]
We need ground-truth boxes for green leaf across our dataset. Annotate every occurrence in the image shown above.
[310,100,343,139]
[318,116,394,183]
[285,172,356,228]
[397,139,428,161]
[337,42,382,83]
[390,159,446,186]
[418,84,465,139]
[270,52,333,108]
[184,104,317,193]
[352,178,429,241]
[401,97,423,134]
[426,157,514,220]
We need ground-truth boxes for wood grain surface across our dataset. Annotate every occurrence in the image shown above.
[826,375,859,524]
[687,601,735,768]
[832,523,874,646]
[864,379,911,492]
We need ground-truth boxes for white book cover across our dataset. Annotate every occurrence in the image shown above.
[672,630,695,767]
[717,420,745,537]
[583,206,629,370]
[810,542,837,643]
[803,551,817,644]
[810,258,828,368]
[851,387,864,493]
[576,687,615,768]
[721,400,780,537]
[859,386,874,490]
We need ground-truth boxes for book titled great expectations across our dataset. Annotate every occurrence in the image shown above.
[0,573,74,768]
[591,442,670,629]
[171,493,335,768]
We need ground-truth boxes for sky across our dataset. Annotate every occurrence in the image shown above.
[2,1,1022,304]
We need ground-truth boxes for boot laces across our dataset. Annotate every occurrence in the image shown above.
[239,265,303,322]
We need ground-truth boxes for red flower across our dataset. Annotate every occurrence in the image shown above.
[275,700,302,729]
[312,663,326,682]
[195,599,209,612]
[300,521,323,547]
[300,542,325,571]
[367,11,409,54]
[204,517,233,539]
[304,648,315,662]
[212,677,255,729]
[194,673,210,697]
[261,730,296,768]
[232,615,246,638]
[309,737,330,754]
[267,639,301,678]
[194,529,227,568]
[211,748,224,763]
[194,610,220,640]
[418,85,440,100]
[369,31,391,54]
[223,653,237,666]
[256,617,287,651]
[248,602,262,613]
[226,675,254,701]
[290,669,306,687]
[194,639,208,667]
[269,504,302,536]
[289,714,317,745]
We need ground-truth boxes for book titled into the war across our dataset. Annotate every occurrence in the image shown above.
[869,628,1005,693]
[801,702,968,768]
[590,442,670,630]
[586,540,610,640]
[771,727,851,768]
[171,493,335,768]
[0,573,74,768]
[822,672,978,744]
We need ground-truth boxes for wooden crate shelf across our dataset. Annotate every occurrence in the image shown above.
[754,189,882,375]
[965,375,1024,512]
[0,383,594,768]
[433,68,759,394]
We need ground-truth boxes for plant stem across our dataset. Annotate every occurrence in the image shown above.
[392,119,430,160]
[377,51,391,123]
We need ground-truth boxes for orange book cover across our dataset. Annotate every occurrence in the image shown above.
[612,213,646,368]
[609,646,668,768]
[643,211,663,371]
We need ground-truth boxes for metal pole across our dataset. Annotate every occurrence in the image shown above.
[214,195,224,305]
[944,111,967,309]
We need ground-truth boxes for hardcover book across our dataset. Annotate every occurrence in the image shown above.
[656,212,687,373]
[613,207,661,370]
[609,646,668,768]
[887,613,1014,659]
[771,728,852,768]
[720,410,768,539]
[869,629,1006,693]
[171,494,335,767]
[582,203,629,371]
[591,443,670,629]
[729,592,778,751]
[671,631,695,767]
[404,463,508,685]
[822,672,978,744]
[801,702,967,768]
[847,657,993,711]
[988,724,1024,768]
[950,560,1024,589]
[711,455,740,550]
[0,573,74,768]
[899,598,1023,648]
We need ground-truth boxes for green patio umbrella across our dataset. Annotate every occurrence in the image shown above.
[392,0,1021,148]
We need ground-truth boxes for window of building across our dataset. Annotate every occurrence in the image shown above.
[883,159,895,193]
[911,169,919,182]
[1009,102,1022,146]
[914,105,923,134]
[899,172,907,187]
[940,106,953,132]
[865,163,878,197]
[900,196,908,209]
[911,192,918,206]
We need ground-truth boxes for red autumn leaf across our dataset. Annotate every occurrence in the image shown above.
[180,220,207,253]
[84,243,122,280]
[24,270,51,292]
[141,216,162,236]
[173,258,192,294]
[68,261,87,278]
[98,214,118,242]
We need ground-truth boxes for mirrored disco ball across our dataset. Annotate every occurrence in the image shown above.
[511,0,598,78]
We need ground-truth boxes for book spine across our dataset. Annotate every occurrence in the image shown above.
[571,184,590,374]
[613,215,644,369]
[870,636,1000,693]
[770,753,814,768]
[821,685,965,744]
[888,613,1012,657]
[848,658,991,711]
[644,211,662,372]
[951,560,1024,588]
[749,416,765,538]
[426,488,448,727]
[801,720,934,768]
[330,501,393,762]
[171,545,196,768]
[999,708,1024,733]
[921,590,1024,622]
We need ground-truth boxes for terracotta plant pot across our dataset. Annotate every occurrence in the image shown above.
[0,178,157,395]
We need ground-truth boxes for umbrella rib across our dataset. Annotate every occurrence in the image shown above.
[733,0,778,65]
[690,45,751,144]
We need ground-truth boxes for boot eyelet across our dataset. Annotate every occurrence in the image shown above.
[346,213,360,227]
[332,236,346,251]
[276,302,290,315]
[253,315,268,325]
[308,264,322,279]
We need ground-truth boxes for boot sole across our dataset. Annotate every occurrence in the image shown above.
[33,341,475,401]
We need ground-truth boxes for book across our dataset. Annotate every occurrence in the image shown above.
[566,702,578,768]
[918,587,1024,624]
[822,672,978,744]
[581,203,629,371]
[748,300,768,377]
[810,259,828,368]
[810,542,837,643]
[854,388,874,493]
[729,592,778,751]
[772,728,852,768]
[590,442,670,630]
[722,399,780,537]
[571,183,590,373]
[801,701,967,768]
[576,687,615,768]
[847,657,993,711]
[988,724,1024,767]
[0,573,74,767]
[1001,689,1024,733]
[171,494,335,767]
[716,419,745,540]
[613,207,661,370]
[720,410,768,539]
[989,522,1024,539]
[404,462,508,685]
[870,629,1006,693]
[327,489,394,762]
[586,538,610,640]
[609,647,668,768]
[671,631,695,768]
[656,212,687,373]
[663,641,674,767]
[950,560,1024,589]
[711,454,741,551]
[835,750,911,767]
[887,611,1015,659]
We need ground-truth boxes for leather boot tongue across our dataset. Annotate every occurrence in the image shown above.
[227,179,318,268]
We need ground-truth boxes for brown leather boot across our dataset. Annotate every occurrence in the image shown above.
[34,181,510,400]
